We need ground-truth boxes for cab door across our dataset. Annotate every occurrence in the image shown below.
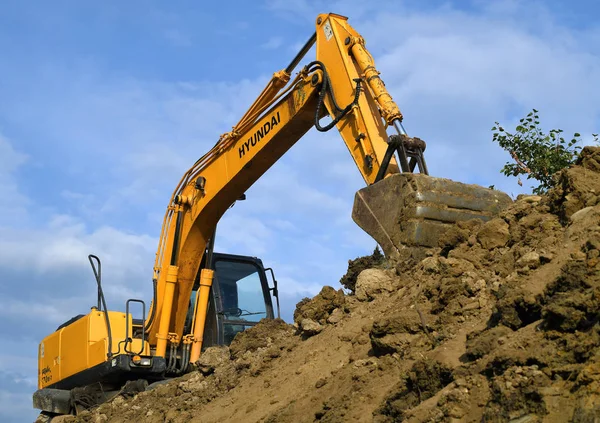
[200,253,275,347]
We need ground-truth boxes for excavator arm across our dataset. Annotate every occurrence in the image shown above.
[146,13,422,361]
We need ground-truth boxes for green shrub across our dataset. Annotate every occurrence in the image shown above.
[492,109,597,194]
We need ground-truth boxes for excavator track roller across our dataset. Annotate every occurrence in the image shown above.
[352,173,513,258]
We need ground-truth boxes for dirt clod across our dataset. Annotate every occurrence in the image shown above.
[299,318,323,336]
[229,318,295,359]
[477,217,510,249]
[355,268,394,301]
[293,286,345,325]
[376,359,454,421]
[195,346,229,375]
[339,247,386,292]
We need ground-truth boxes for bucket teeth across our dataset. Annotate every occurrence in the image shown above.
[352,174,513,257]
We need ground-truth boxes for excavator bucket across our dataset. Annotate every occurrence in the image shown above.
[352,174,513,258]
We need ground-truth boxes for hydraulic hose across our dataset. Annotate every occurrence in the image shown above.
[304,61,362,132]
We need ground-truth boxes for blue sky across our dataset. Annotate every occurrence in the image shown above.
[0,1,598,421]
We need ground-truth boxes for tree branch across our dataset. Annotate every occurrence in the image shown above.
[510,150,531,174]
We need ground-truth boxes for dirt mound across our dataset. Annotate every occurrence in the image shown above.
[68,152,600,423]
[547,146,600,222]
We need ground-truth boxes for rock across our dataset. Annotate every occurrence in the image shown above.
[315,378,327,388]
[522,195,542,204]
[463,300,480,311]
[477,218,510,249]
[468,235,478,246]
[439,257,475,277]
[439,226,469,251]
[355,268,394,301]
[369,313,425,357]
[516,252,540,269]
[178,372,203,393]
[509,414,539,423]
[327,308,344,324]
[112,396,125,406]
[195,346,230,375]
[465,326,512,360]
[576,362,600,386]
[468,278,486,293]
[300,318,324,335]
[570,206,595,224]
[294,286,345,324]
[539,252,554,263]
[421,256,440,273]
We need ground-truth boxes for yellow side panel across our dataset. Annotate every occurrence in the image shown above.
[37,310,131,389]
[88,339,107,367]
[88,312,150,355]
[38,330,61,389]
[88,310,129,345]
[59,316,91,380]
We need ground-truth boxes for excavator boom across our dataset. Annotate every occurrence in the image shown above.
[145,12,416,360]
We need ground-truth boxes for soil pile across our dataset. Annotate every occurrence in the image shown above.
[68,147,600,423]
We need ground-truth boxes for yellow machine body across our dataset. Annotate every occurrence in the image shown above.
[38,310,149,389]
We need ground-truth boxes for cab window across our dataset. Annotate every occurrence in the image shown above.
[214,259,268,344]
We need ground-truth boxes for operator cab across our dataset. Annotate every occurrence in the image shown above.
[184,252,280,349]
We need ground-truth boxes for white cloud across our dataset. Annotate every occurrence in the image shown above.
[0,298,77,325]
[215,213,274,256]
[0,341,39,379]
[269,219,298,232]
[261,36,284,50]
[240,161,350,218]
[0,218,155,277]
[264,0,314,19]
[0,389,35,423]
[0,135,29,223]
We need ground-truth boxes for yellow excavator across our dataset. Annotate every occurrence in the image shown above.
[33,13,511,420]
